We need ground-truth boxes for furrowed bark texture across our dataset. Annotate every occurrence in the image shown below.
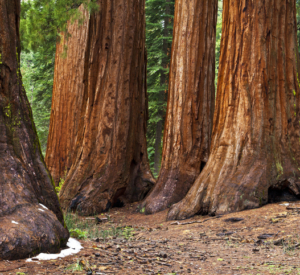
[142,0,217,214]
[59,0,155,215]
[45,6,89,186]
[168,0,300,220]
[0,0,69,260]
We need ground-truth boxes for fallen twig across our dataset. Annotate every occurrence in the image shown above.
[0,264,25,272]
[171,220,203,226]
[155,261,172,267]
[286,206,300,210]
[170,216,221,226]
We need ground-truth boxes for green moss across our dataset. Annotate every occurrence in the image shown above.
[56,177,65,194]
[140,207,146,213]
[13,116,21,127]
[276,162,283,178]
[16,47,19,63]
[4,103,11,118]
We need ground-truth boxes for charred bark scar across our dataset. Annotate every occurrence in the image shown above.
[105,201,112,212]
[243,0,248,12]
[69,194,84,211]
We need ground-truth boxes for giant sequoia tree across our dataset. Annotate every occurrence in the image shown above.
[141,0,217,214]
[58,0,155,215]
[45,5,89,185]
[168,0,300,220]
[0,0,69,260]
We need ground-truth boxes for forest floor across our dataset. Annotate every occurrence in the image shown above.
[1,202,300,275]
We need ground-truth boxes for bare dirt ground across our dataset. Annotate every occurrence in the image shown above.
[1,202,300,275]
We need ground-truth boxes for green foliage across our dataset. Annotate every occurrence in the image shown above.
[215,0,223,87]
[55,177,65,194]
[55,169,67,194]
[140,207,146,214]
[20,0,98,53]
[21,51,54,154]
[297,0,300,52]
[64,212,85,231]
[95,226,123,241]
[146,0,174,173]
[65,260,84,271]
[69,228,88,239]
[64,212,136,241]
[122,226,135,240]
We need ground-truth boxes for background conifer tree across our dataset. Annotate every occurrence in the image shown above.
[145,0,174,176]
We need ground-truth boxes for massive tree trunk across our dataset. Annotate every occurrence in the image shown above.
[0,0,69,260]
[45,6,89,186]
[59,0,155,215]
[168,0,300,220]
[141,0,217,214]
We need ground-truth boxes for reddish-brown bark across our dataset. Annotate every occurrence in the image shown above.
[59,0,154,215]
[45,6,89,185]
[0,0,69,260]
[168,0,300,220]
[141,0,217,214]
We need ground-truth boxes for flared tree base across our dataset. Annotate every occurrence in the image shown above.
[167,157,300,220]
[61,166,155,216]
[141,170,196,214]
[0,205,69,260]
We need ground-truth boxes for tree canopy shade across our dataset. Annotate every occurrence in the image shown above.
[141,0,217,214]
[0,0,68,260]
[168,0,300,220]
[56,0,155,215]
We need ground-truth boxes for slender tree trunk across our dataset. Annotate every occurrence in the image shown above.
[0,0,68,260]
[59,0,155,215]
[141,0,217,214]
[45,6,89,185]
[153,1,170,175]
[168,0,300,220]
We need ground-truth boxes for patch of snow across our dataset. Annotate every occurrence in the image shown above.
[26,238,83,262]
[39,204,48,210]
[280,203,290,206]
[11,221,19,225]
